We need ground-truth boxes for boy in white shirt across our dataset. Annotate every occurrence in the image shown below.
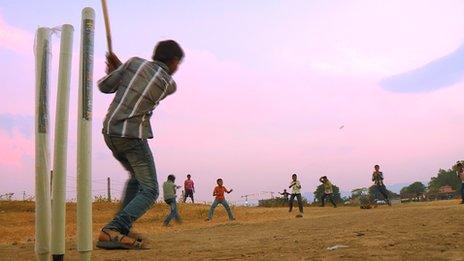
[289,173,303,217]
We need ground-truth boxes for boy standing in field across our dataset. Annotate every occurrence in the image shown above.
[456,162,464,204]
[372,165,391,206]
[279,189,290,203]
[183,174,195,203]
[319,176,337,208]
[96,40,184,250]
[206,178,235,221]
[162,175,182,226]
[289,173,304,218]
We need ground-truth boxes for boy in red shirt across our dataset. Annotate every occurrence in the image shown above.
[206,178,235,221]
[183,174,195,203]
[456,162,464,204]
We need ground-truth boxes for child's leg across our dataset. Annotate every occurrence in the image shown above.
[221,200,235,220]
[461,183,464,203]
[289,194,295,212]
[102,137,158,235]
[172,200,181,222]
[381,186,389,200]
[120,177,140,210]
[296,194,303,213]
[207,199,219,220]
[329,194,336,207]
[106,151,139,212]
[378,185,391,205]
[321,193,326,206]
[163,199,175,225]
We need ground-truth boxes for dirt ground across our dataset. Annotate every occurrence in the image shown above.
[0,200,463,260]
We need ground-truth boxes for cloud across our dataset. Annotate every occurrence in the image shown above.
[0,114,34,138]
[380,43,464,93]
[0,13,33,54]
[0,128,33,168]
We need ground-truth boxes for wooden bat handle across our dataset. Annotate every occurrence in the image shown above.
[101,0,113,53]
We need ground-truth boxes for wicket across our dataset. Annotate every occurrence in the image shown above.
[34,7,94,261]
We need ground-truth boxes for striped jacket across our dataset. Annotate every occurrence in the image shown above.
[98,57,176,139]
[372,171,385,186]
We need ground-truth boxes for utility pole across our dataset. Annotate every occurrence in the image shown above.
[50,170,54,197]
[107,177,111,202]
[241,194,256,206]
[261,191,276,199]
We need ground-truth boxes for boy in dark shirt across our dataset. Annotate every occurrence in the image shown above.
[372,165,391,206]
[319,176,337,208]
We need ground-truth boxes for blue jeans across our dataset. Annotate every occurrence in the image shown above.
[103,135,159,235]
[461,183,464,202]
[376,185,390,201]
[289,193,304,213]
[321,193,336,207]
[164,198,181,224]
[207,199,234,220]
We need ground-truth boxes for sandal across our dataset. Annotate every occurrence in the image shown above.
[127,231,143,241]
[96,229,147,250]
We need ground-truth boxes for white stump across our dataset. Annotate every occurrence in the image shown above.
[77,7,95,261]
[51,24,74,260]
[35,27,52,261]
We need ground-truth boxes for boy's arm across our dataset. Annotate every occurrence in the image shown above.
[147,77,177,104]
[97,54,129,93]
[227,189,233,193]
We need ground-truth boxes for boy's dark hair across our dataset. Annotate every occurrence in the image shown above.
[152,40,184,64]
[322,176,327,180]
[187,174,191,178]
[168,174,175,181]
[457,162,462,167]
[217,178,223,183]
[374,165,380,168]
[292,173,297,177]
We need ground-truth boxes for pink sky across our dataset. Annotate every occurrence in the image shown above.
[1,1,463,203]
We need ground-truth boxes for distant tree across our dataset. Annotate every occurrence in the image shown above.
[400,186,409,197]
[313,184,342,203]
[407,182,426,196]
[428,169,460,192]
[400,182,426,198]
